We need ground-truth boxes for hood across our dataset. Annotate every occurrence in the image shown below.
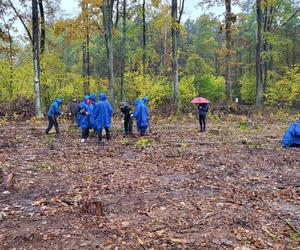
[84,95,90,102]
[120,101,130,109]
[55,98,63,105]
[90,93,97,101]
[99,93,107,101]
[134,99,141,107]
[142,96,149,103]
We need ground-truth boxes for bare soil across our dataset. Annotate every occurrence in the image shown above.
[0,114,299,249]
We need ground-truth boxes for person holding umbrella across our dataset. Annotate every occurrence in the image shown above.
[192,97,209,132]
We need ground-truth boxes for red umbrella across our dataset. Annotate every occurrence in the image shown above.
[191,97,210,104]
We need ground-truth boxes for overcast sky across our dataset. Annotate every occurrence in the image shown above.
[10,0,239,37]
[59,0,236,20]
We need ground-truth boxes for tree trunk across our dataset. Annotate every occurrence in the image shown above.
[292,25,297,66]
[120,0,127,101]
[6,27,14,95]
[256,0,263,108]
[224,0,232,104]
[38,0,45,54]
[142,0,146,77]
[262,6,268,89]
[115,0,120,28]
[82,42,89,95]
[82,4,90,95]
[102,0,115,102]
[163,30,167,76]
[171,0,179,109]
[32,0,42,116]
[86,25,90,93]
[248,42,252,74]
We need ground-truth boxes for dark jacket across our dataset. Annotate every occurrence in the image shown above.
[67,101,79,116]
[198,104,208,116]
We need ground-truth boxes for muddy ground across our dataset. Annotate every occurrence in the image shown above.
[0,114,299,249]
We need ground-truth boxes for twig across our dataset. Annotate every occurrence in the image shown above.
[274,213,299,234]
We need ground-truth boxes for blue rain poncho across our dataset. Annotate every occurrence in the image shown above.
[47,98,63,116]
[282,120,300,147]
[134,98,149,130]
[94,93,113,132]
[89,93,97,129]
[77,96,91,129]
[133,99,142,130]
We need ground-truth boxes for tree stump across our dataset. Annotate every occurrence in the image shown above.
[81,200,104,217]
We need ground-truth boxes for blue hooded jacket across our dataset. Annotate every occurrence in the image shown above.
[141,96,149,105]
[94,93,113,131]
[282,120,300,147]
[77,96,91,129]
[135,98,149,129]
[48,98,63,116]
[89,93,97,129]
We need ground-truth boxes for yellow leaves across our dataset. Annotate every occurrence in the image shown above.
[73,192,83,202]
[171,238,188,244]
[155,229,165,236]
[32,198,47,206]
[151,0,161,8]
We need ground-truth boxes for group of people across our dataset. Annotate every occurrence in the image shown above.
[45,94,150,143]
[44,94,300,148]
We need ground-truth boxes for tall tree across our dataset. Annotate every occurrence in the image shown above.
[81,2,90,95]
[256,0,263,107]
[102,0,115,102]
[38,0,45,54]
[224,0,232,103]
[120,0,127,100]
[32,0,42,116]
[171,0,185,109]
[142,0,146,77]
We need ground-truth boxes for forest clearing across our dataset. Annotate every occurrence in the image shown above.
[0,113,299,249]
[1,0,300,248]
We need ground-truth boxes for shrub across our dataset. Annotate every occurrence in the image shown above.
[240,72,256,104]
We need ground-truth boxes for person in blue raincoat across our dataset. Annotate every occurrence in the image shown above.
[89,93,97,132]
[135,97,149,136]
[78,96,91,142]
[133,99,142,132]
[282,118,300,148]
[45,98,63,135]
[94,93,113,143]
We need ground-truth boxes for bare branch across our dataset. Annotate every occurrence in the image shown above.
[7,0,33,44]
[274,7,300,32]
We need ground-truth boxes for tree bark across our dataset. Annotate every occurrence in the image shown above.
[142,0,146,77]
[38,0,45,54]
[171,0,179,109]
[224,0,232,104]
[32,0,42,116]
[82,4,90,95]
[102,0,115,102]
[120,0,127,101]
[256,0,263,108]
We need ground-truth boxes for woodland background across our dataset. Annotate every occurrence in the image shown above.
[0,0,300,116]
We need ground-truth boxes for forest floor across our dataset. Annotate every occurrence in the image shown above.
[0,113,299,249]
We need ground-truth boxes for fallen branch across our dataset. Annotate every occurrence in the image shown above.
[274,213,299,234]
